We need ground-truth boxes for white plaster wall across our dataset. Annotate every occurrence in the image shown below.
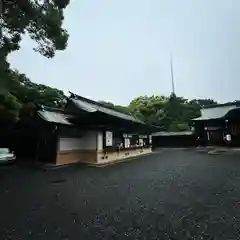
[149,135,152,144]
[59,138,81,151]
[59,131,98,151]
[97,132,103,150]
[81,131,97,150]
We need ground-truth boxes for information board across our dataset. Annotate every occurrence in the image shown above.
[105,131,113,146]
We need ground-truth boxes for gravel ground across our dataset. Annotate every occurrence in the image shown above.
[1,149,240,239]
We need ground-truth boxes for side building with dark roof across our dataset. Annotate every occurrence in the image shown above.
[192,101,240,146]
[14,93,158,166]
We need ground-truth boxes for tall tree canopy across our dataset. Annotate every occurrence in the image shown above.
[0,0,70,121]
[4,69,66,107]
[0,90,21,123]
[189,99,218,108]
[129,94,203,131]
[0,69,66,121]
[1,0,70,57]
[129,95,168,125]
[1,0,71,78]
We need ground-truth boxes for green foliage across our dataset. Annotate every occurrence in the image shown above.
[189,99,218,108]
[1,0,70,59]
[0,0,70,121]
[128,93,208,131]
[0,91,21,122]
[0,0,71,82]
[129,95,168,125]
[5,69,66,107]
[0,69,66,121]
[19,102,37,118]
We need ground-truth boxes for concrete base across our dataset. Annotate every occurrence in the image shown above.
[55,148,152,166]
[89,152,153,167]
[56,150,97,165]
[96,148,152,165]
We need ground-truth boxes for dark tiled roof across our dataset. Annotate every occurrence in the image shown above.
[38,107,73,125]
[193,104,238,121]
[69,92,144,124]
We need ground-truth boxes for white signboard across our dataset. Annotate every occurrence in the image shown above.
[124,138,130,148]
[105,131,113,146]
[149,135,152,144]
[139,139,144,146]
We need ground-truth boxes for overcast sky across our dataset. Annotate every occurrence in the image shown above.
[8,0,240,105]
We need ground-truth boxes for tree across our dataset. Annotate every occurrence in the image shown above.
[2,69,66,109]
[1,0,71,79]
[189,99,218,108]
[1,0,70,58]
[128,94,202,131]
[129,95,168,126]
[0,68,67,122]
[161,94,182,130]
[183,101,201,120]
[19,102,37,118]
[0,91,21,123]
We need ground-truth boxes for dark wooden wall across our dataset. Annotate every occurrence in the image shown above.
[152,134,197,148]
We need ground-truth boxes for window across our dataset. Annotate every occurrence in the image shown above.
[139,139,144,146]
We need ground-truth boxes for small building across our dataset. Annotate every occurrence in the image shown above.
[192,101,240,146]
[152,131,196,148]
[15,93,157,166]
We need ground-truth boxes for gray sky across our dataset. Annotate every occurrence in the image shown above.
[8,0,240,105]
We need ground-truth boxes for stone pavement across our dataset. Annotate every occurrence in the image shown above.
[1,149,240,239]
[208,147,240,154]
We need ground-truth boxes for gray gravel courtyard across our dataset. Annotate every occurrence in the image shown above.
[1,149,240,239]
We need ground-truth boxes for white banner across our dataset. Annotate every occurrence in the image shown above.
[139,139,144,146]
[124,138,130,148]
[105,131,113,146]
[149,135,152,144]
